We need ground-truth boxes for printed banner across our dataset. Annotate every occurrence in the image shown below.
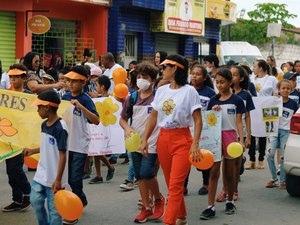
[150,0,205,36]
[0,89,70,162]
[206,0,237,23]
[251,96,282,137]
[88,96,125,156]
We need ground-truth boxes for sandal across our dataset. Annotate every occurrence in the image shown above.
[216,191,227,202]
[233,192,239,201]
[265,179,278,188]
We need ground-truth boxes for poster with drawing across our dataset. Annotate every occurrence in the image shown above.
[88,96,125,156]
[251,96,282,137]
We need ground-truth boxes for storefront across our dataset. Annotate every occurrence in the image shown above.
[0,0,109,71]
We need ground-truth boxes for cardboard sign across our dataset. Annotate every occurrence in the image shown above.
[28,15,51,34]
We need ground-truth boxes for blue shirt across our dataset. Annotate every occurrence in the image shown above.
[208,94,246,131]
[236,90,255,112]
[249,82,257,97]
[289,90,300,105]
[62,92,99,153]
[280,98,298,130]
[196,85,215,111]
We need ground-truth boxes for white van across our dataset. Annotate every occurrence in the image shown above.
[219,41,263,68]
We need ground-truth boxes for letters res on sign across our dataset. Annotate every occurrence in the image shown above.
[27,15,51,35]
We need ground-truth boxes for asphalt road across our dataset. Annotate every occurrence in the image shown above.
[0,157,299,225]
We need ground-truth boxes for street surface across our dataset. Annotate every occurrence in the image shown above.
[0,158,299,225]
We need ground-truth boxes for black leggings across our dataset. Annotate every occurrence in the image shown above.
[184,168,210,188]
[248,136,267,162]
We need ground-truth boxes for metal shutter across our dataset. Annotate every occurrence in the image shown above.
[155,33,179,55]
[0,11,16,71]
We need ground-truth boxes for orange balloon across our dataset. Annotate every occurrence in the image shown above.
[24,155,39,169]
[112,67,127,84]
[189,149,214,170]
[54,190,83,220]
[114,83,129,99]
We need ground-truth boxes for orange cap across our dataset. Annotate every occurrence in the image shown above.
[64,71,88,81]
[7,68,26,76]
[31,98,59,108]
[160,59,185,69]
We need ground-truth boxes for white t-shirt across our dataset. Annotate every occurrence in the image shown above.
[151,84,202,129]
[103,63,122,94]
[250,74,278,96]
[34,119,68,188]
[280,99,298,130]
[0,72,10,89]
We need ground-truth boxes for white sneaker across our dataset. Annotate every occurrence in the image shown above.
[120,179,134,190]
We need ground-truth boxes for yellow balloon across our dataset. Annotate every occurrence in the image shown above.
[227,142,243,158]
[125,132,141,152]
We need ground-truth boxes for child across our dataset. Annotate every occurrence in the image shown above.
[42,68,59,85]
[141,55,203,225]
[283,72,300,106]
[23,89,68,225]
[120,62,165,223]
[62,65,99,224]
[57,67,70,99]
[200,68,245,220]
[266,80,298,189]
[184,64,215,196]
[2,64,31,212]
[88,75,115,184]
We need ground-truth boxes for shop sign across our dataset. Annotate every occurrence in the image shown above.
[206,0,237,23]
[27,15,51,35]
[150,0,205,36]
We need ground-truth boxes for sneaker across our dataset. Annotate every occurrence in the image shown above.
[2,202,21,212]
[134,206,153,223]
[265,179,278,188]
[245,161,255,170]
[63,219,78,224]
[134,180,139,187]
[120,180,134,191]
[121,158,129,165]
[106,168,115,181]
[119,153,127,159]
[20,196,31,211]
[216,191,227,202]
[200,207,215,220]
[83,173,90,179]
[198,187,208,195]
[152,194,165,220]
[225,202,236,215]
[89,176,103,184]
[257,161,264,169]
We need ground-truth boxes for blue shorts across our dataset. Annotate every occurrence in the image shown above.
[131,152,157,180]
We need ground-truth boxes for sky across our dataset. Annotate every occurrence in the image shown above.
[233,0,300,27]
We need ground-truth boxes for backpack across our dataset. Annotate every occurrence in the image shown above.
[126,90,155,125]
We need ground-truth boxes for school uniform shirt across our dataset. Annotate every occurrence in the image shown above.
[151,84,202,129]
[250,74,278,96]
[236,90,255,136]
[289,90,300,105]
[196,85,215,111]
[208,94,246,131]
[62,92,99,154]
[249,82,257,97]
[280,98,298,130]
[121,92,159,154]
[33,118,68,188]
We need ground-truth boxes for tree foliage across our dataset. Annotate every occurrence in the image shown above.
[222,3,297,44]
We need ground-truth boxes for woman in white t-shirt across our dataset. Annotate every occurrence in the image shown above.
[248,60,278,170]
[0,60,11,89]
[141,55,202,225]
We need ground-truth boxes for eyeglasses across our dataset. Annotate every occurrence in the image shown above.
[34,60,40,64]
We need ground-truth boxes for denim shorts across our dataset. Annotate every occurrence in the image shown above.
[131,152,157,180]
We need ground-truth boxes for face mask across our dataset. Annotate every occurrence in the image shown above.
[137,78,151,90]
[206,67,212,73]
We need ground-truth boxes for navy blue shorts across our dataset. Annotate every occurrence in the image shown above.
[131,152,157,180]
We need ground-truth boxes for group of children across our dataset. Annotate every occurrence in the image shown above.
[1,53,299,225]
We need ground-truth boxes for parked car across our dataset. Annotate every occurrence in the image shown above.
[284,108,300,197]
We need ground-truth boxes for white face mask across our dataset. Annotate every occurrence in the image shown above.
[206,67,212,73]
[137,78,151,90]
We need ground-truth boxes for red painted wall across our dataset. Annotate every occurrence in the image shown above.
[0,0,108,59]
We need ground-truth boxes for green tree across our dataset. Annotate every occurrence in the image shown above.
[222,3,297,44]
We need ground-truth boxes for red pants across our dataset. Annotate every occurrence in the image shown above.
[157,128,192,225]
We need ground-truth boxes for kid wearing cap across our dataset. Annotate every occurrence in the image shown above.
[283,72,300,106]
[62,65,99,224]
[2,64,31,213]
[23,89,68,225]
